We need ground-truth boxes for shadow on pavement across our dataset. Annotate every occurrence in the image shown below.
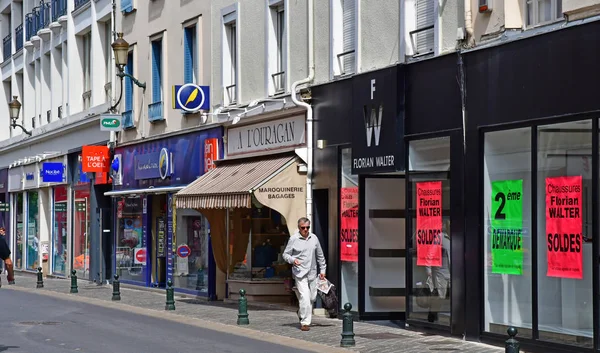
[0,345,19,352]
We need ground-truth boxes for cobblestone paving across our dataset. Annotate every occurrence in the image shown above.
[8,273,503,353]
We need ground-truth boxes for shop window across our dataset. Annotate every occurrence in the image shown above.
[73,187,91,279]
[174,210,210,292]
[26,191,39,270]
[13,193,23,269]
[52,186,68,275]
[537,120,591,347]
[340,148,359,312]
[408,137,451,325]
[116,196,145,283]
[483,128,533,337]
[227,200,291,282]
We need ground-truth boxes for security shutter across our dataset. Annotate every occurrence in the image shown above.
[123,52,134,127]
[342,0,356,75]
[415,0,434,55]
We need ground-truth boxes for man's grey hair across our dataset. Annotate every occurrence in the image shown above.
[297,217,310,226]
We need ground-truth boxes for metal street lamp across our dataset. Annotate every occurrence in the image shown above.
[8,96,32,136]
[109,32,146,112]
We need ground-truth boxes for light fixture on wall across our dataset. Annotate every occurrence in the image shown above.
[9,96,32,136]
[109,33,146,112]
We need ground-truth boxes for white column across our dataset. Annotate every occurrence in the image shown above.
[61,40,67,118]
[91,18,104,105]
[51,46,62,121]
[66,1,82,116]
[23,58,35,132]
[41,52,51,124]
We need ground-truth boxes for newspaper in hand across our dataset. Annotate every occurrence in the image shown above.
[317,278,333,294]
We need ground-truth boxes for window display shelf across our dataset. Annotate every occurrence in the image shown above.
[368,248,405,258]
[369,286,405,297]
[368,209,405,219]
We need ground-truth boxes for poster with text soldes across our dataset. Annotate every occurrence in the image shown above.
[491,180,524,275]
[546,176,583,279]
[416,181,442,267]
[340,187,358,262]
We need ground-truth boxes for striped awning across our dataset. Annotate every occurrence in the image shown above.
[175,154,297,209]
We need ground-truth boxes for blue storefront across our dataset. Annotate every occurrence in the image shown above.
[107,127,223,298]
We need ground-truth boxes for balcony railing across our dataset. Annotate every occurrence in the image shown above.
[3,34,11,61]
[37,2,51,31]
[74,0,90,11]
[122,110,134,128]
[25,14,34,41]
[15,24,23,51]
[52,0,67,22]
[148,101,164,122]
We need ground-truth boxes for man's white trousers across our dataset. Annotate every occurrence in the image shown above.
[295,275,317,326]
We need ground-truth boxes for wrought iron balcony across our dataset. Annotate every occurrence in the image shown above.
[38,2,51,30]
[3,34,11,61]
[74,0,90,11]
[122,110,134,129]
[52,0,67,22]
[15,24,23,51]
[148,101,164,122]
[25,13,35,41]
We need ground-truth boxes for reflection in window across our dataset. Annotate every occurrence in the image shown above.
[116,196,145,283]
[483,128,532,337]
[340,148,359,311]
[14,193,23,269]
[53,186,68,275]
[73,188,91,279]
[174,211,210,292]
[26,191,39,270]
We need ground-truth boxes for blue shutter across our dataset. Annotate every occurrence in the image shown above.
[125,52,133,112]
[183,27,193,84]
[152,40,162,103]
[121,0,133,13]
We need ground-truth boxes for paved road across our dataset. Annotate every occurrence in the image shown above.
[0,289,314,353]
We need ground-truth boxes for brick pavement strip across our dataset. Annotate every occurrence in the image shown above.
[7,273,503,353]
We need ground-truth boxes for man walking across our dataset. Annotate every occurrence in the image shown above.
[0,227,15,287]
[283,217,327,332]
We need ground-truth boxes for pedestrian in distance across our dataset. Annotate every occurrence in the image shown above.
[283,217,327,332]
[0,227,15,287]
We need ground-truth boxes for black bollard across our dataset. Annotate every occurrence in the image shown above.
[505,327,520,353]
[70,269,78,294]
[165,279,175,310]
[237,289,249,325]
[112,274,121,301]
[36,267,44,288]
[340,303,355,347]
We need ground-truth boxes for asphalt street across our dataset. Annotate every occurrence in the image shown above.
[0,289,315,353]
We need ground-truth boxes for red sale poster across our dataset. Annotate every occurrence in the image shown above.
[416,181,442,267]
[340,187,358,262]
[545,176,583,279]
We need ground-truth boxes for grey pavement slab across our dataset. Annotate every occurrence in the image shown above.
[4,272,504,353]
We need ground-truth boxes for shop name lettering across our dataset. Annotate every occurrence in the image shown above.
[235,122,296,150]
[137,158,158,171]
[352,155,394,169]
[44,170,60,175]
[547,183,582,253]
[258,186,302,199]
[86,155,105,167]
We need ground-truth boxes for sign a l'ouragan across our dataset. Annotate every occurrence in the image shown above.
[227,115,306,156]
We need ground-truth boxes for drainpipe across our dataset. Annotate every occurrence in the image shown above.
[290,0,314,222]
[109,0,116,149]
[464,0,475,47]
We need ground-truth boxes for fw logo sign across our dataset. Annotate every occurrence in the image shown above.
[364,79,382,147]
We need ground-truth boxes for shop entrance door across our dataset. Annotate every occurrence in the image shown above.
[150,194,167,288]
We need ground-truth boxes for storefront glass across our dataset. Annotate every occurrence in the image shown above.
[26,191,39,270]
[73,187,91,278]
[14,193,24,269]
[537,120,592,347]
[340,148,359,311]
[53,186,68,275]
[174,209,210,292]
[116,196,145,283]
[483,128,533,337]
[408,137,451,325]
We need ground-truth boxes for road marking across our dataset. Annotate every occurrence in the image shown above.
[5,286,354,353]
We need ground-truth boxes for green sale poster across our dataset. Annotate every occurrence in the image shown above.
[491,179,524,275]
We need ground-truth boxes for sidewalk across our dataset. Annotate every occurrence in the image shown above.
[6,273,502,353]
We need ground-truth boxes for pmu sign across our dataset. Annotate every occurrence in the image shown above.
[350,66,404,174]
[172,84,210,113]
[100,114,122,131]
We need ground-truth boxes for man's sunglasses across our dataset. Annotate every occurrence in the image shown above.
[300,226,310,230]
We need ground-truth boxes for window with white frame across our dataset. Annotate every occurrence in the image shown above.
[223,10,237,106]
[526,0,563,27]
[82,32,91,110]
[331,0,356,76]
[268,1,286,94]
[413,0,435,56]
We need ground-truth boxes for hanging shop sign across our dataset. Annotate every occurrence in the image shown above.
[81,146,110,173]
[545,176,583,279]
[351,66,404,174]
[100,114,123,132]
[340,187,358,262]
[134,148,172,180]
[490,179,524,275]
[416,181,442,267]
[172,84,210,112]
[41,163,64,183]
[204,138,219,173]
[226,115,306,157]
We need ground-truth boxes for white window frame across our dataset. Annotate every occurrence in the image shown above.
[222,4,239,106]
[82,31,92,109]
[105,21,113,102]
[525,0,563,28]
[401,0,440,59]
[266,0,287,96]
[330,0,357,78]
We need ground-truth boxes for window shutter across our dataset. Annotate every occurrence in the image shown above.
[125,53,133,112]
[342,0,356,74]
[152,40,162,103]
[121,0,133,13]
[415,0,434,55]
[183,27,193,84]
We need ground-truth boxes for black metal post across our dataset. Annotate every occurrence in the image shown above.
[340,303,355,347]
[237,289,249,325]
[70,269,78,293]
[112,274,121,301]
[505,327,520,353]
[36,267,43,288]
[165,279,175,310]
